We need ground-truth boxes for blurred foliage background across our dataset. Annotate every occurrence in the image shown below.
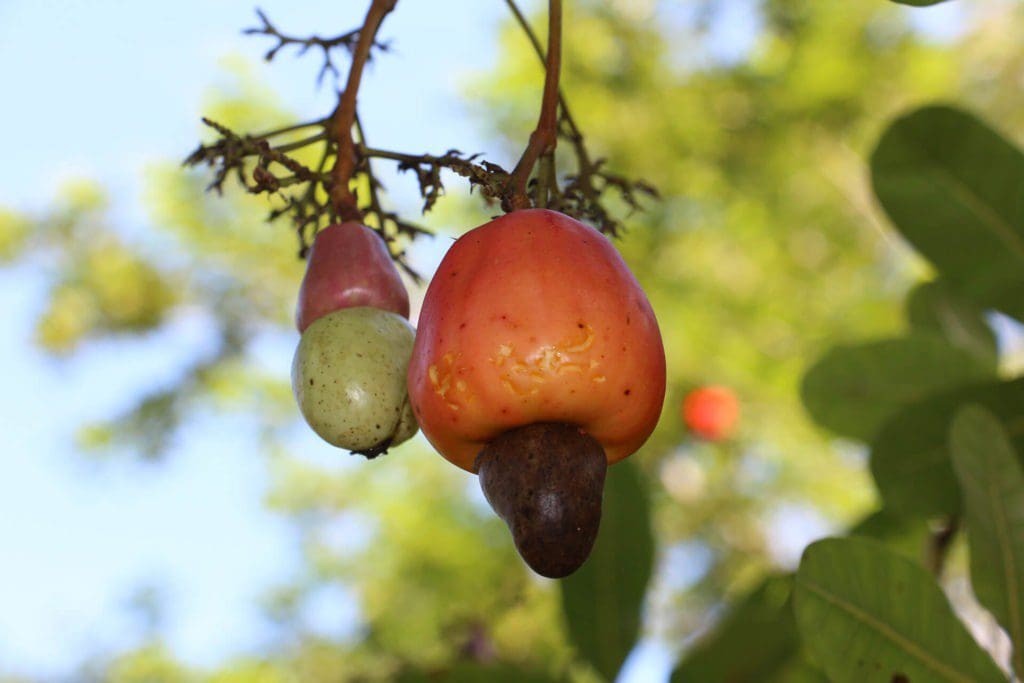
[2,0,1023,681]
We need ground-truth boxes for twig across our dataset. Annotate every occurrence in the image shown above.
[353,113,386,233]
[184,118,328,194]
[184,117,502,252]
[357,144,509,211]
[279,141,333,258]
[186,0,659,272]
[244,8,389,86]
[354,114,432,283]
[504,0,562,212]
[330,0,399,221]
[503,0,658,235]
[504,0,581,144]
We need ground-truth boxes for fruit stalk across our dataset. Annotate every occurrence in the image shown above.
[505,0,562,211]
[503,0,585,151]
[330,0,399,221]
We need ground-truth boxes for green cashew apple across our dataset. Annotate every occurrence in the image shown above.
[292,306,418,456]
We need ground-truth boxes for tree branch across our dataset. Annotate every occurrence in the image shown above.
[502,0,657,235]
[187,0,659,272]
[244,8,389,86]
[184,118,328,194]
[504,0,562,212]
[330,0,399,221]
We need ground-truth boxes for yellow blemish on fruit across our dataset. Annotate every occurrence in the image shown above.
[565,325,595,353]
[495,323,604,397]
[490,344,514,368]
[430,353,461,407]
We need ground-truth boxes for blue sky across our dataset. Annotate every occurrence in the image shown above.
[0,0,971,680]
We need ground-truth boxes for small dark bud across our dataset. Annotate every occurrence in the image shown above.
[476,423,607,578]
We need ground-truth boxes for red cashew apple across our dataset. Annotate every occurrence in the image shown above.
[408,209,665,576]
[682,385,740,441]
[292,222,418,458]
[296,222,410,332]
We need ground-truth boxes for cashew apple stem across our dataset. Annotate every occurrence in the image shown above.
[330,0,398,221]
[505,0,562,212]
[503,0,586,152]
[476,422,606,578]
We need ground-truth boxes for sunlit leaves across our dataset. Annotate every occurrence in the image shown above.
[35,244,175,353]
[0,208,30,262]
[102,644,191,683]
[265,452,577,677]
[794,537,1005,683]
[148,166,302,322]
[950,406,1024,675]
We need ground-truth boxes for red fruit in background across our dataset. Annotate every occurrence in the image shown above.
[682,386,740,441]
[295,222,410,332]
[408,208,666,473]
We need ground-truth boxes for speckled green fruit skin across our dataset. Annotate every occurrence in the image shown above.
[292,307,418,453]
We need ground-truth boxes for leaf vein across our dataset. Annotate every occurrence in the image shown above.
[928,169,1024,262]
[986,477,1023,674]
[799,577,975,683]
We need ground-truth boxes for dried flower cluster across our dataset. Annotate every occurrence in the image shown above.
[185,3,656,278]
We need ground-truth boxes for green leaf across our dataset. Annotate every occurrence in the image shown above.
[800,335,992,441]
[950,406,1024,675]
[892,0,952,6]
[794,537,1005,683]
[849,508,931,563]
[395,663,561,683]
[872,105,1024,321]
[767,660,830,683]
[560,461,653,681]
[871,378,1024,517]
[906,280,998,368]
[672,575,825,683]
